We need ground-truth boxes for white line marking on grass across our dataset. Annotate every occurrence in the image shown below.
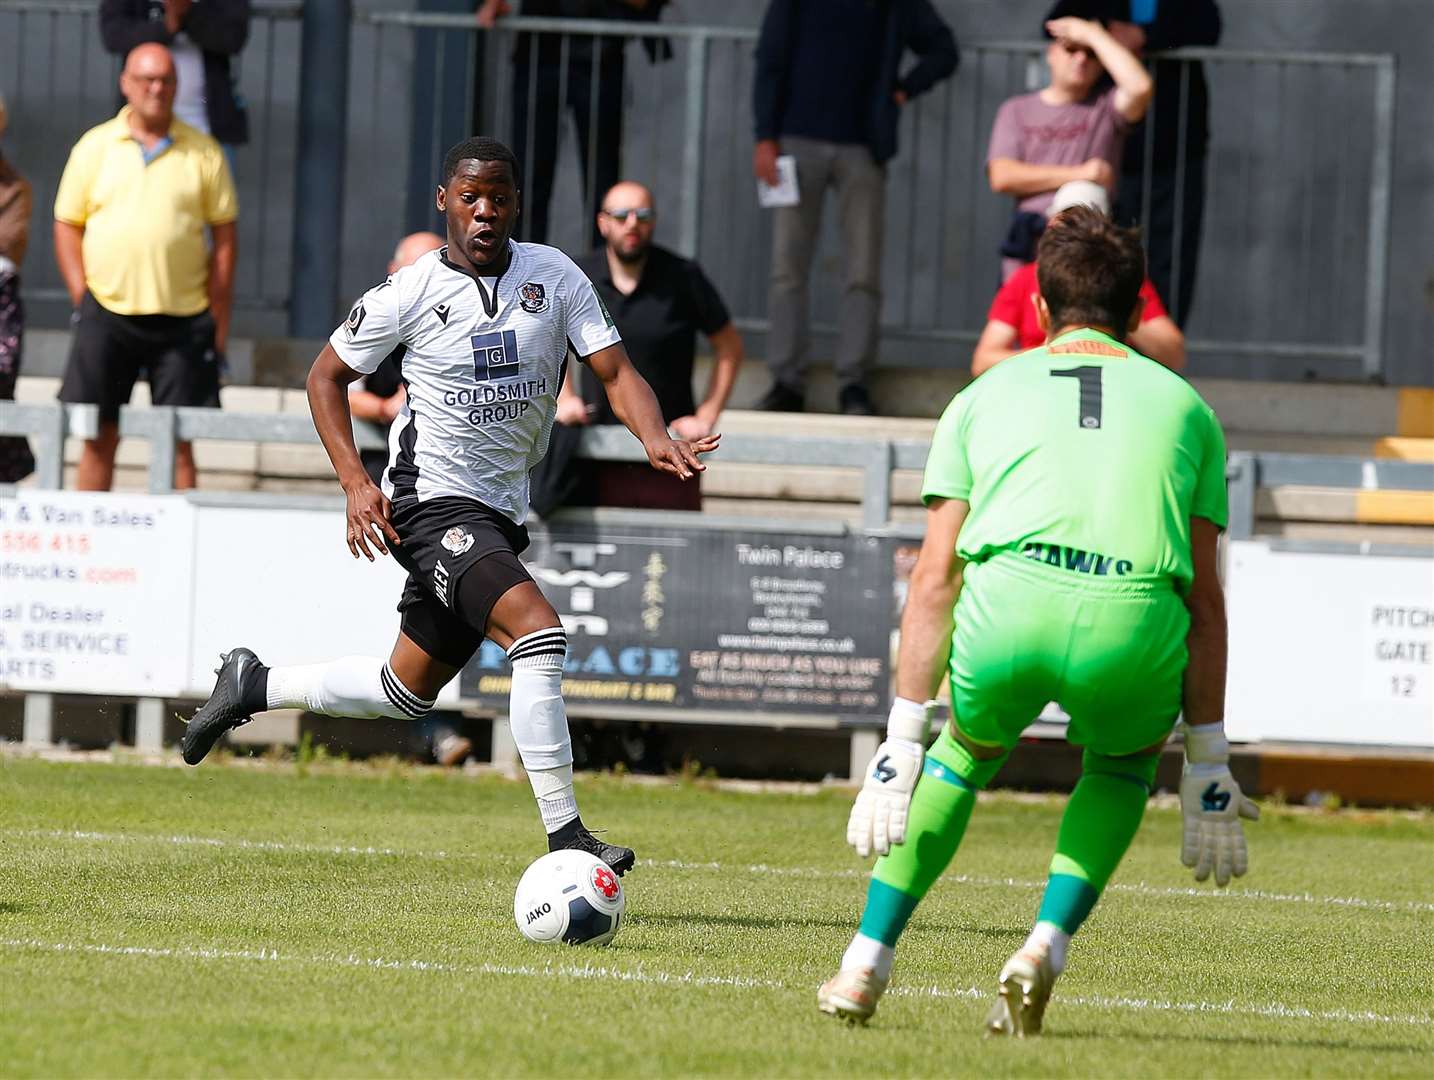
[18,830,1434,916]
[3,937,1429,1029]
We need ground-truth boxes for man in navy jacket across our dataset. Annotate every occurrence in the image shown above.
[100,0,251,151]
[752,0,957,415]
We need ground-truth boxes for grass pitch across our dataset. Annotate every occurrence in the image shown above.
[2,753,1431,1078]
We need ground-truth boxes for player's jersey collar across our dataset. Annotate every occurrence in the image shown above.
[438,241,519,317]
[1047,326,1129,357]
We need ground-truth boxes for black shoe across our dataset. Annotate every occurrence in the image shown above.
[549,819,637,876]
[181,648,264,765]
[838,384,875,416]
[756,382,805,412]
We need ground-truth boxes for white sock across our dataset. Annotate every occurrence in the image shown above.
[266,657,434,720]
[1024,920,1071,974]
[841,932,895,981]
[507,628,578,833]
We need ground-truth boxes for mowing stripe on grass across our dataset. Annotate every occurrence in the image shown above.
[3,937,1430,1029]
[19,829,1434,916]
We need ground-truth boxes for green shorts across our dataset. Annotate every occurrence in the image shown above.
[948,552,1190,757]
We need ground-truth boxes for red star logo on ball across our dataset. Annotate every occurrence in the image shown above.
[592,865,619,900]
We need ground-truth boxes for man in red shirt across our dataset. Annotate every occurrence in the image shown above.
[971,182,1185,376]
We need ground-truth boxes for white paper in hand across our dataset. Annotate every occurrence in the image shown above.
[757,155,800,208]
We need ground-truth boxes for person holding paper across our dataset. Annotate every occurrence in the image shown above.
[752,0,958,415]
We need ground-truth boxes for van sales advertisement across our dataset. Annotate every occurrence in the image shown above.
[0,491,196,696]
[461,522,895,720]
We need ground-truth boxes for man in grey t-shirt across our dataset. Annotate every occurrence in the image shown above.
[987,16,1151,279]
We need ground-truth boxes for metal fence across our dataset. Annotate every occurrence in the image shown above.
[0,4,1397,381]
[362,13,1396,381]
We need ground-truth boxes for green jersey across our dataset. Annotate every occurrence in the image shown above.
[922,328,1228,592]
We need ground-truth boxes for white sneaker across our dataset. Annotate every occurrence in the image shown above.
[817,967,888,1024]
[985,946,1057,1037]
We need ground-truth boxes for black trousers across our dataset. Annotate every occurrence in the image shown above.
[510,52,624,248]
[1117,157,1207,329]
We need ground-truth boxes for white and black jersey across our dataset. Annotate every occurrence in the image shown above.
[330,242,622,524]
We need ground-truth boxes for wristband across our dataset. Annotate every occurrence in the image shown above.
[1181,720,1230,765]
[887,697,929,744]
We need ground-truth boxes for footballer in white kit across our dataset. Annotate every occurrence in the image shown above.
[182,137,718,873]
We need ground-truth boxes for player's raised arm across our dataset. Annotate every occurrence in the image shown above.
[584,341,719,481]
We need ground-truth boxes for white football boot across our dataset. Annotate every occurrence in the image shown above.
[985,945,1057,1037]
[817,967,888,1024]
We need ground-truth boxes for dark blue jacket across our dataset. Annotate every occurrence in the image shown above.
[753,0,959,164]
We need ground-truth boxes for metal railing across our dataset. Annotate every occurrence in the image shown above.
[0,400,928,530]
[5,402,1433,553]
[357,13,1396,381]
[0,0,303,329]
[0,4,1398,381]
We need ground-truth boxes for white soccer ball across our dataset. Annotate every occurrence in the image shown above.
[513,849,626,946]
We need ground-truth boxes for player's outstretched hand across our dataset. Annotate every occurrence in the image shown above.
[847,738,924,858]
[344,479,401,561]
[646,433,720,481]
[1179,763,1260,886]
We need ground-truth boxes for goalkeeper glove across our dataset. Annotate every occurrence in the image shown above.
[847,698,930,858]
[1179,721,1260,887]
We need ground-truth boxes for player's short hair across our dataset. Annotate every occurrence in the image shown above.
[441,137,521,188]
[1036,205,1146,335]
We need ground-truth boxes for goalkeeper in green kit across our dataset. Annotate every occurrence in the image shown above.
[818,206,1258,1035]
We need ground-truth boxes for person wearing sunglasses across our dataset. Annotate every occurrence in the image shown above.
[987,16,1152,280]
[558,181,743,511]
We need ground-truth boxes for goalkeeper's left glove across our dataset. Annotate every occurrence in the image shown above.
[847,698,931,858]
[1179,720,1260,887]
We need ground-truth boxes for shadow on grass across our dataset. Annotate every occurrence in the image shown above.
[631,912,1026,938]
[0,900,27,914]
[1049,1027,1427,1055]
[632,911,858,932]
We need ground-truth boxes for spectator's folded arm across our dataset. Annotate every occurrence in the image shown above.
[182,0,252,56]
[99,0,171,53]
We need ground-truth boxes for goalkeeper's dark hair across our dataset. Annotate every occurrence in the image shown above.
[1035,205,1146,337]
[441,136,521,188]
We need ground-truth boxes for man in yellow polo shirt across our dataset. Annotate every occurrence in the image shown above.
[54,41,237,490]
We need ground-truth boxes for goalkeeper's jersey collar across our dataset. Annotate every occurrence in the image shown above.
[1045,327,1131,357]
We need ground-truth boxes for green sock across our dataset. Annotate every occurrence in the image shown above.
[857,728,1009,946]
[1036,748,1158,935]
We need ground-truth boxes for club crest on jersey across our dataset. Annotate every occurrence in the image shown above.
[518,281,549,314]
[344,299,366,340]
[441,527,474,556]
[470,329,521,382]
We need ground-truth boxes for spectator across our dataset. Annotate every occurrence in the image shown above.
[348,231,445,487]
[100,0,251,168]
[1046,0,1222,326]
[752,0,958,416]
[477,0,669,247]
[556,180,742,511]
[0,94,35,484]
[971,181,1185,375]
[54,43,237,492]
[987,15,1152,280]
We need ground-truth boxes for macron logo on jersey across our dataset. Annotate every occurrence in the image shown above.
[471,330,521,382]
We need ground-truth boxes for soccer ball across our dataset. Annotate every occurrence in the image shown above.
[513,849,625,946]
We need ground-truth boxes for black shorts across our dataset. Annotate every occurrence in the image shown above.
[391,496,535,667]
[59,292,221,423]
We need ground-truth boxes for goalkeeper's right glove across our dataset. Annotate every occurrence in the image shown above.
[1179,721,1260,887]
